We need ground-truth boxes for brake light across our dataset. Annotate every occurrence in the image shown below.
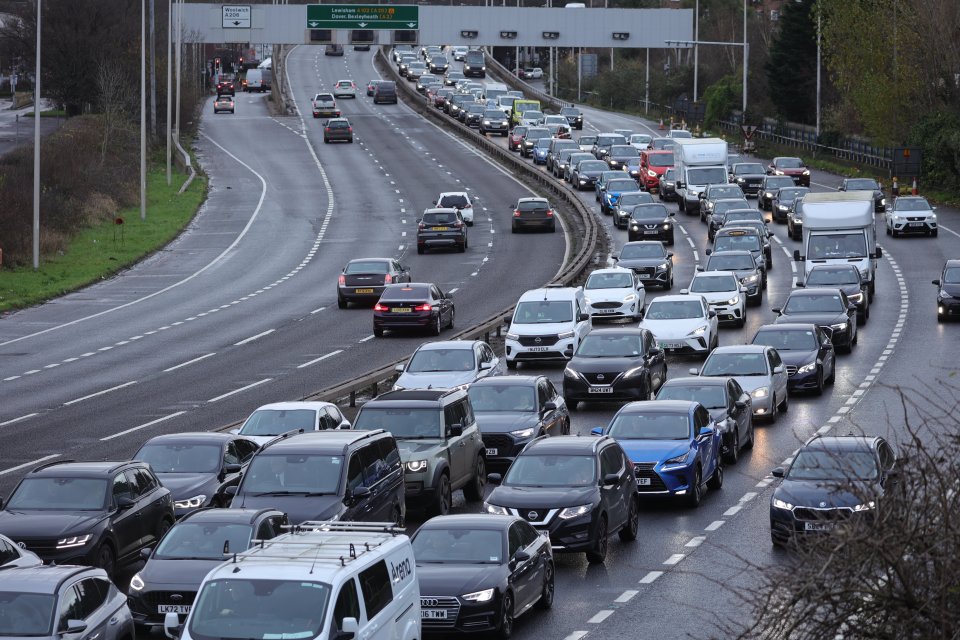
[338,274,345,285]
[546,209,554,217]
[374,303,388,312]
[347,127,353,133]
[418,222,425,230]
[325,127,331,132]
[514,210,521,217]
[384,274,393,284]
[416,303,433,312]
[454,221,463,228]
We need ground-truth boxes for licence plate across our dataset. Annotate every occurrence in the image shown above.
[422,610,447,620]
[638,273,651,279]
[589,386,613,394]
[596,309,617,314]
[432,227,449,231]
[528,346,550,352]
[158,605,191,614]
[660,341,684,349]
[643,229,659,234]
[391,308,412,313]
[908,222,924,227]
[637,477,651,486]
[804,522,836,532]
[486,448,498,456]
[354,288,374,294]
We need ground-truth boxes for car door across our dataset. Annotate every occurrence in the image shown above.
[766,348,788,404]
[329,577,364,638]
[447,400,474,488]
[130,468,168,548]
[343,452,369,522]
[815,327,836,380]
[110,472,144,559]
[536,379,559,434]
[726,379,750,442]
[508,523,539,609]
[693,407,718,477]
[358,442,392,522]
[642,330,667,390]
[599,446,627,532]
[219,441,245,499]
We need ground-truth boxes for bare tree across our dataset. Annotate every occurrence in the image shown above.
[95,59,131,166]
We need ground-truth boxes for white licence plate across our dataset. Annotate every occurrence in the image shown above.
[637,477,651,486]
[528,346,550,352]
[596,309,618,314]
[589,386,614,394]
[804,522,836,532]
[422,610,448,620]
[486,448,498,456]
[908,222,924,227]
[638,273,651,279]
[643,229,659,234]
[660,341,684,349]
[158,605,191,614]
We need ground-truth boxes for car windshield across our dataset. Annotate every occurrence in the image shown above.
[894,198,931,211]
[709,186,743,199]
[154,523,253,560]
[408,348,475,372]
[484,110,504,119]
[576,334,644,357]
[518,200,549,212]
[504,455,597,487]
[725,211,763,223]
[778,188,806,200]
[651,139,675,150]
[714,234,761,252]
[500,97,517,107]
[701,353,768,376]
[610,146,639,157]
[734,164,765,175]
[630,205,668,221]
[687,167,729,185]
[620,244,665,259]
[784,293,844,314]
[423,211,459,224]
[807,268,859,285]
[525,128,549,139]
[239,409,317,437]
[469,384,536,412]
[776,158,803,169]
[467,105,485,113]
[586,272,633,290]
[647,153,674,167]
[7,478,107,510]
[241,454,343,495]
[620,194,653,207]
[561,107,581,116]
[707,254,755,271]
[578,161,608,172]
[607,413,690,440]
[524,111,544,121]
[607,180,637,192]
[345,260,389,274]
[807,233,867,259]
[766,177,795,188]
[715,201,751,214]
[535,138,552,149]
[353,407,442,439]
[516,102,539,113]
[513,300,574,324]
[136,443,221,473]
[663,169,677,180]
[845,179,878,190]
[657,385,726,409]
[943,267,960,284]
[188,579,331,640]
[645,300,703,320]
[753,329,818,351]
[413,528,503,564]
[690,275,738,293]
[598,135,626,146]
[0,592,55,636]
[788,450,879,481]
[630,134,651,144]
[579,136,597,145]
[512,126,527,136]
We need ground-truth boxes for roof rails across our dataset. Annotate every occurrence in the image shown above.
[261,429,307,449]
[232,522,404,568]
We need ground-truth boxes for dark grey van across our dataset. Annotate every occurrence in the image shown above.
[227,429,406,525]
[374,80,398,104]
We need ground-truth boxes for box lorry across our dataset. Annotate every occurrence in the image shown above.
[672,138,729,215]
[793,191,882,296]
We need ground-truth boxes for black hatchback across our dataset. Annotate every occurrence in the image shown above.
[485,435,639,564]
[338,257,412,308]
[417,208,468,254]
[373,282,455,337]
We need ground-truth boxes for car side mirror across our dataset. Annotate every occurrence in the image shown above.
[696,266,704,272]
[849,303,858,311]
[60,620,88,636]
[140,547,152,561]
[669,211,675,216]
[578,313,590,322]
[395,363,406,373]
[771,307,781,314]
[680,288,689,295]
[163,612,181,639]
[0,496,4,510]
[933,279,941,286]
[334,617,360,640]
[346,486,371,505]
[479,361,493,370]
[602,472,620,486]
[705,249,712,256]
[228,428,240,435]
[698,426,714,437]
[542,401,557,412]
[116,496,136,510]
[795,281,805,288]
[734,400,747,410]
[773,365,785,374]
[793,250,803,262]
[688,367,699,375]
[591,426,604,436]
[448,422,464,437]
[225,486,238,496]
[446,291,455,299]
[875,247,883,259]
[487,472,502,485]
[224,463,242,474]
[771,467,785,478]
[610,254,619,261]
[708,310,717,318]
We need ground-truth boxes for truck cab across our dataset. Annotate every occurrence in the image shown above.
[672,138,729,216]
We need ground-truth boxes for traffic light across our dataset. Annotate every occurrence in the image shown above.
[239,56,244,66]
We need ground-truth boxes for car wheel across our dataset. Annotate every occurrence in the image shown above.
[585,515,608,564]
[431,314,442,336]
[771,530,787,548]
[815,368,825,396]
[769,396,779,423]
[724,429,740,464]
[779,391,789,412]
[664,274,673,291]
[619,497,639,542]
[463,455,486,502]
[565,397,578,411]
[506,359,517,370]
[497,592,515,639]
[707,461,724,490]
[932,229,938,237]
[667,234,675,246]
[886,224,892,236]
[337,295,347,309]
[448,308,455,330]
[686,467,702,507]
[738,308,747,328]
[96,543,116,578]
[417,245,424,255]
[536,563,555,610]
[429,473,452,517]
[373,327,384,337]
[745,420,755,449]
[550,222,556,233]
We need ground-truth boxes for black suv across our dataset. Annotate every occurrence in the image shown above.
[416,208,467,254]
[612,241,674,290]
[484,435,639,564]
[353,389,487,516]
[227,430,406,525]
[463,50,486,77]
[0,460,175,577]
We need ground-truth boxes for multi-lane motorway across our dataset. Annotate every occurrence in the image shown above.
[1,46,957,638]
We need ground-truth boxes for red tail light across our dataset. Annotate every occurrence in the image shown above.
[384,274,393,284]
[514,210,521,217]
[546,209,554,217]
[338,274,345,285]
[347,127,353,133]
[416,303,433,312]
[454,221,463,228]
[418,222,425,230]
[325,127,331,132]
[374,303,388,312]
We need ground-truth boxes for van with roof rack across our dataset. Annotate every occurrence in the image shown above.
[163,522,420,640]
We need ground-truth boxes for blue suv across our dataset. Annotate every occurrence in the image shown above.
[593,400,723,507]
[601,177,642,216]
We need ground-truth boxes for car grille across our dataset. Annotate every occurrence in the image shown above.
[518,335,559,347]
[633,462,668,492]
[793,507,853,521]
[906,216,927,222]
[140,591,198,607]
[421,596,461,628]
[785,365,798,377]
[15,538,57,553]
[643,224,660,230]
[583,372,621,385]
[592,302,622,309]
[482,434,514,450]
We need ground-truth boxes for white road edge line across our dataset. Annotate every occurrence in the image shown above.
[100,412,187,442]
[0,413,39,427]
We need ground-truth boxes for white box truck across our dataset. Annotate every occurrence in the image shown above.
[794,191,882,295]
[672,138,729,216]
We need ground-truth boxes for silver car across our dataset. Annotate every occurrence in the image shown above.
[394,340,504,391]
[0,565,134,640]
[691,345,789,422]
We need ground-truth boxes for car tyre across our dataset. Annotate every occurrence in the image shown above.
[585,515,608,564]
[431,314,443,336]
[724,429,740,464]
[97,542,116,578]
[373,327,384,338]
[463,455,486,502]
[686,467,702,507]
[536,563,555,610]
[417,246,424,255]
[814,368,824,396]
[506,359,517,370]
[769,396,779,424]
[429,473,452,517]
[779,392,789,413]
[745,421,755,449]
[707,462,724,490]
[664,274,674,291]
[497,592,515,639]
[337,296,347,309]
[619,497,639,542]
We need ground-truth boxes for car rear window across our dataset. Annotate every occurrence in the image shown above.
[423,211,459,224]
[438,195,469,208]
[346,261,389,275]
[327,121,349,128]
[518,200,549,212]
[382,286,430,300]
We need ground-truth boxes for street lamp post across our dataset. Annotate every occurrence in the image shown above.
[32,0,41,270]
[693,0,698,103]
[815,3,821,138]
[141,0,147,220]
[166,0,172,184]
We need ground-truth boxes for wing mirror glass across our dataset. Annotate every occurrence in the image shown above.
[602,473,620,486]
[542,401,557,412]
[773,365,785,374]
[590,426,604,436]
[163,612,181,639]
[772,467,785,478]
[487,472,502,485]
[224,463,242,474]
[395,363,406,373]
[448,422,464,437]
[933,279,941,286]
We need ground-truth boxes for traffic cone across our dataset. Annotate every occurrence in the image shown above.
[891,176,899,197]
[912,177,918,195]
[658,118,665,130]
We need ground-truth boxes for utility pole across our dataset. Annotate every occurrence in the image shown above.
[32,0,41,270]
[175,0,182,138]
[165,0,172,184]
[693,0,699,102]
[742,0,747,114]
[141,0,147,220]
[149,0,156,139]
[815,4,821,137]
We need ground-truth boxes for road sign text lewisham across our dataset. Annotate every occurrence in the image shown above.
[306,5,419,30]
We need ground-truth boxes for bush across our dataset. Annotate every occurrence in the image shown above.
[907,111,960,193]
[703,74,739,127]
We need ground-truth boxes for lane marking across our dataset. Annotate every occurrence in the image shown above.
[705,520,725,531]
[359,335,376,343]
[297,350,344,369]
[63,381,138,406]
[100,411,187,441]
[310,306,327,314]
[587,611,613,624]
[663,553,685,565]
[0,413,39,427]
[207,379,272,403]
[614,590,638,603]
[164,353,216,372]
[562,633,589,640]
[234,329,275,346]
[685,536,706,548]
[639,570,663,584]
[0,454,60,476]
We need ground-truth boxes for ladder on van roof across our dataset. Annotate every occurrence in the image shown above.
[234,521,405,567]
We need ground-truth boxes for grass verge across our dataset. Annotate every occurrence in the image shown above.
[0,165,206,312]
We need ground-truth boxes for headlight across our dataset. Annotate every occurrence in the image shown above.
[656,262,668,271]
[647,169,658,178]
[690,325,708,336]
[174,495,207,510]
[880,198,886,206]
[736,177,745,183]
[462,588,495,602]
[622,294,637,303]
[764,192,773,198]
[482,120,490,125]
[793,216,802,223]
[742,274,759,284]
[506,332,519,340]
[830,322,848,330]
[558,504,592,519]
[129,573,146,591]
[853,501,876,511]
[726,296,740,305]
[405,460,428,473]
[802,169,810,176]
[56,534,92,549]
[579,179,587,184]
[622,366,646,379]
[940,291,953,300]
[772,498,794,510]
[848,293,863,303]
[511,427,535,438]
[484,503,509,515]
[663,450,692,467]
[774,170,784,176]
[558,330,575,339]
[501,121,509,126]
[797,362,817,374]
[662,218,672,225]
[752,387,769,399]
[392,383,406,391]
[778,205,788,211]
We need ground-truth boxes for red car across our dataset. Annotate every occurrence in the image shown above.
[508,125,528,152]
[639,150,675,192]
[768,156,811,187]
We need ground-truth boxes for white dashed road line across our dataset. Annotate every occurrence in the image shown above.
[164,353,217,373]
[0,454,61,476]
[63,381,138,407]
[207,379,272,403]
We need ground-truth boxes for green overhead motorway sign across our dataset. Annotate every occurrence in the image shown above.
[306,5,419,30]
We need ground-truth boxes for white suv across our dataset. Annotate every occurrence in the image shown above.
[435,191,475,225]
[639,294,719,355]
[505,286,592,369]
[683,270,747,328]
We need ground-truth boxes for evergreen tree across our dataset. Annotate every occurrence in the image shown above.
[765,0,817,124]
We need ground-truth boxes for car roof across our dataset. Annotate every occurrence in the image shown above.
[517,286,581,302]
[29,461,138,477]
[141,432,235,445]
[383,282,433,292]
[618,400,697,414]
[586,327,647,337]
[661,376,726,387]
[706,249,753,257]
[414,340,481,351]
[648,294,705,304]
[470,375,541,387]
[789,287,844,296]
[756,322,820,332]
[0,564,101,593]
[524,435,607,454]
[250,401,335,412]
[710,344,769,354]
[693,270,737,279]
[419,514,516,530]
[808,264,859,272]
[588,267,633,276]
[945,259,960,269]
[438,191,469,197]
[803,435,881,453]
[373,389,454,403]
[347,257,392,264]
[260,430,387,454]
[517,196,548,204]
[423,207,460,215]
[180,507,279,525]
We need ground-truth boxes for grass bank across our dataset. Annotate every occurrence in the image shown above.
[0,165,206,312]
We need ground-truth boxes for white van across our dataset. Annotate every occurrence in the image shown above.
[164,522,420,640]
[505,285,592,368]
[244,68,266,92]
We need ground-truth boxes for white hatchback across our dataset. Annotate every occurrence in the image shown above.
[639,294,719,355]
[333,79,357,98]
[683,270,747,327]
[583,267,646,320]
[435,191,476,225]
[230,401,351,446]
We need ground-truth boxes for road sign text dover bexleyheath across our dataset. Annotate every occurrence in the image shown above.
[306,4,419,30]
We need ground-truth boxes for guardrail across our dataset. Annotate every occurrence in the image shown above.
[173,134,197,194]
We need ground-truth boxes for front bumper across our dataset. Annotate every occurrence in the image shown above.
[421,593,505,634]
[506,337,576,363]
[128,589,197,627]
[588,300,640,319]
[628,224,672,242]
[708,301,744,325]
[654,335,709,354]
[575,176,597,189]
[770,504,868,543]
[939,297,960,318]
[632,461,696,499]
[890,218,936,234]
[481,434,530,470]
[563,377,649,403]
[786,366,821,392]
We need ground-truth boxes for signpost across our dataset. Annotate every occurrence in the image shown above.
[740,124,758,152]
[306,4,419,30]
[222,5,250,29]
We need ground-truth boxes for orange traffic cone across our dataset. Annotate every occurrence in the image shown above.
[911,177,918,195]
[658,118,665,130]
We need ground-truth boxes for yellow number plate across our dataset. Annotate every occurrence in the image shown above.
[432,227,449,231]
[354,288,374,294]
[392,308,412,313]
